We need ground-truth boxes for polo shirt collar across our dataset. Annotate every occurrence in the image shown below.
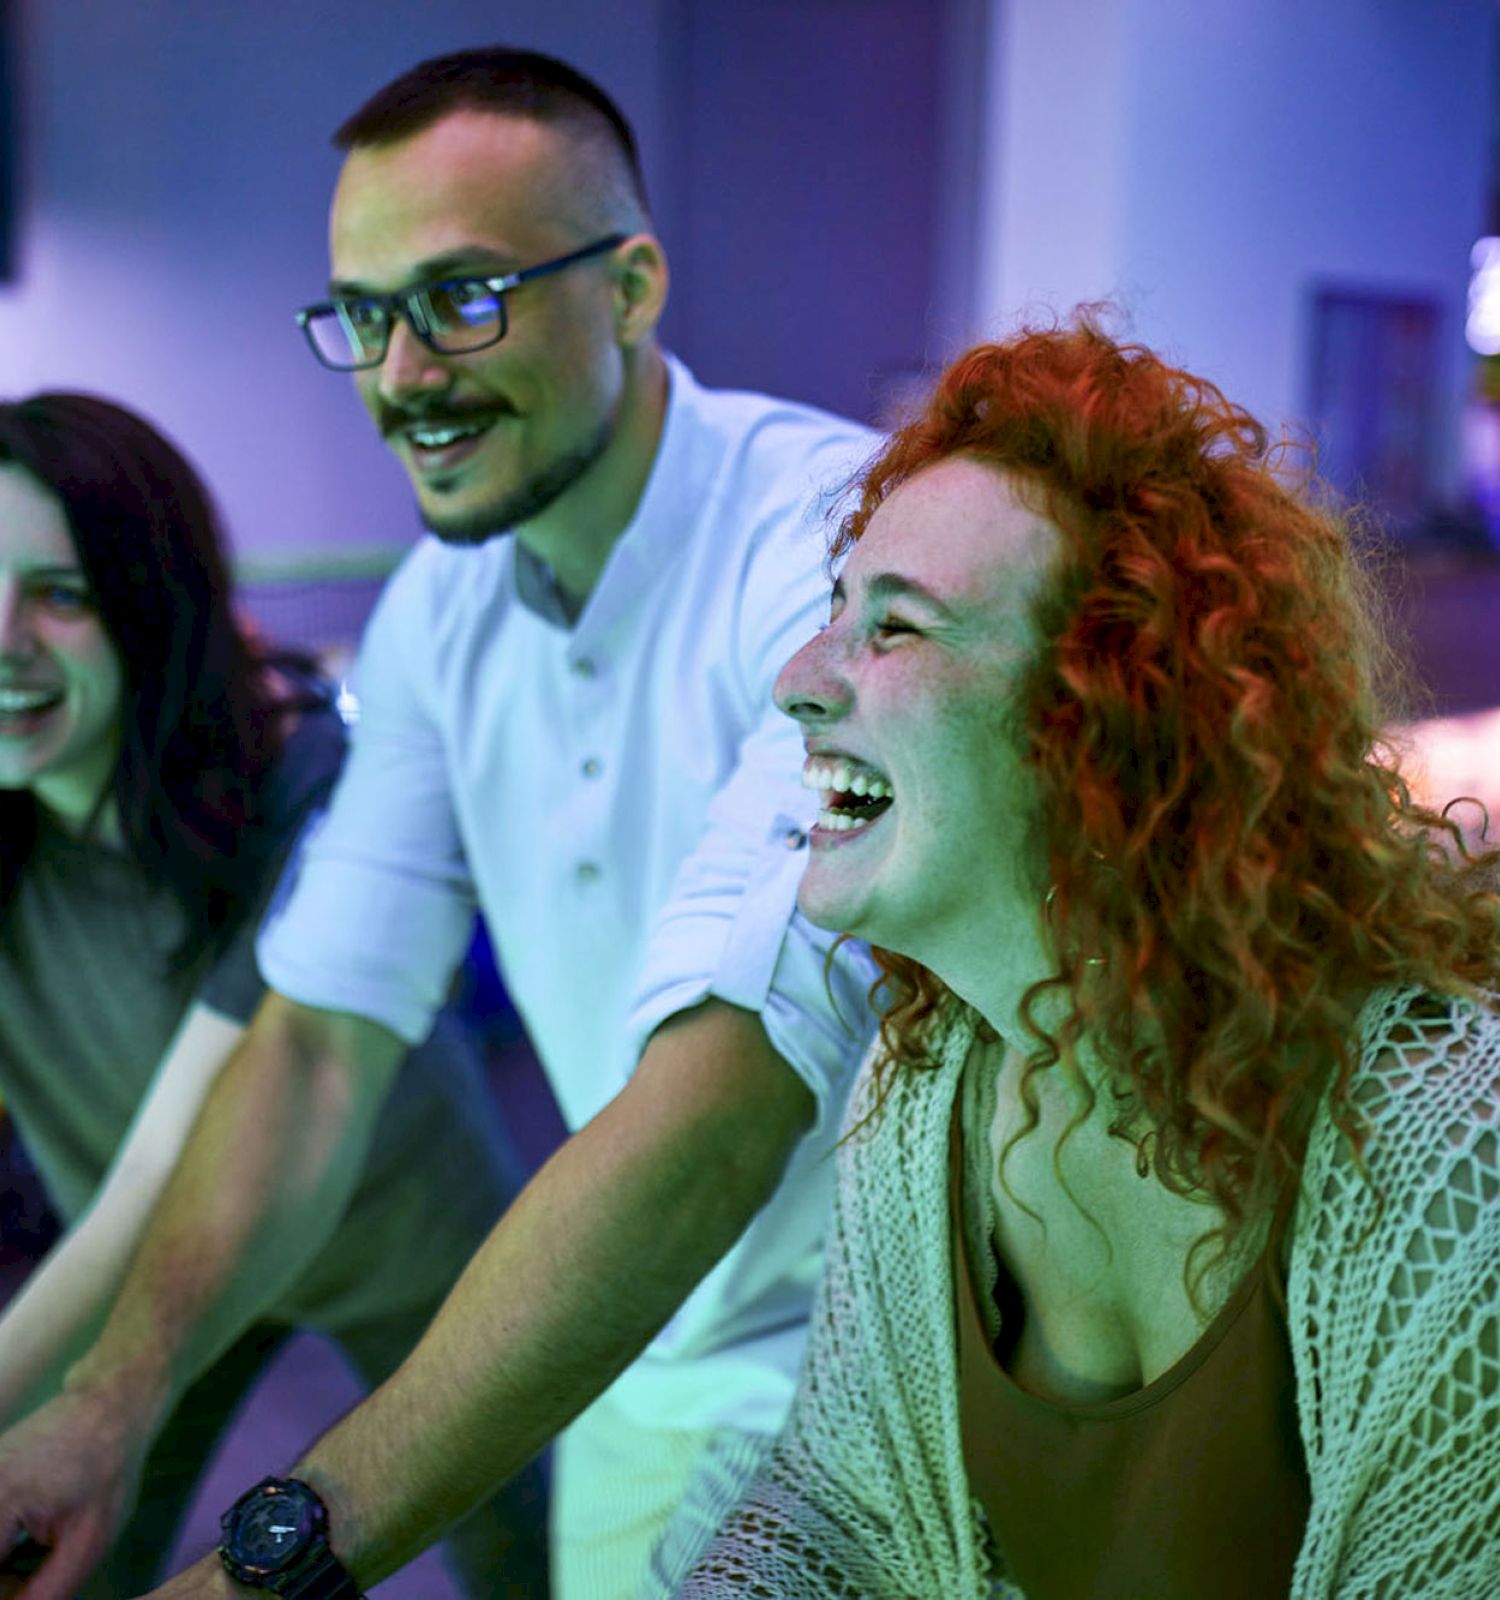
[512,355,703,636]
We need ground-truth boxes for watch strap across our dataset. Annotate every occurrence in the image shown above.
[275,1545,364,1600]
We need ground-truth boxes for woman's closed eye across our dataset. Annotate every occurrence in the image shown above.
[873,614,920,645]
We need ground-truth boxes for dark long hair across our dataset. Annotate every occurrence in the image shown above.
[0,392,318,965]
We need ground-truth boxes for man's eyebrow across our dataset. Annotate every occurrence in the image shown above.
[327,247,518,299]
[830,571,958,619]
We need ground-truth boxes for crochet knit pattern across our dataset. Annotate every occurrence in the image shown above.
[677,988,1500,1598]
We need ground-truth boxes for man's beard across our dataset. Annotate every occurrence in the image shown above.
[419,415,616,547]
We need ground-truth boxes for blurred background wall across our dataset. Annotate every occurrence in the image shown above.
[980,0,1491,512]
[2,0,1493,567]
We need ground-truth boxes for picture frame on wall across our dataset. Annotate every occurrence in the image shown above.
[1306,283,1441,536]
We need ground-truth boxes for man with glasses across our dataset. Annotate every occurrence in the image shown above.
[0,45,875,1600]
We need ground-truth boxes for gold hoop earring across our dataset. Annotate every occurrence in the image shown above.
[1043,884,1106,969]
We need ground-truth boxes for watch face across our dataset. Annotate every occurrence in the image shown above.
[228,1483,317,1574]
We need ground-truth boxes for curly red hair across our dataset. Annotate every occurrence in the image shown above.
[841,318,1500,1273]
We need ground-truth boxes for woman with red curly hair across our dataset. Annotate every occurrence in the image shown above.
[676,322,1500,1598]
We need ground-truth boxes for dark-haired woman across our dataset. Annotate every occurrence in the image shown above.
[0,393,546,1597]
[679,323,1500,1598]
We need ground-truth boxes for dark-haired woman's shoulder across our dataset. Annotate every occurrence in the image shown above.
[258,662,348,826]
[189,672,347,1025]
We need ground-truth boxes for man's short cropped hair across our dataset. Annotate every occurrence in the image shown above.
[332,45,650,216]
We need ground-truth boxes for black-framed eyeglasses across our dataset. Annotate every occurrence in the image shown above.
[294,233,626,371]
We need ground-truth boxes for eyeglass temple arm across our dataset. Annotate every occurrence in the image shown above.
[497,233,628,292]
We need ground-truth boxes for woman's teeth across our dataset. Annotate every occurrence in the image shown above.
[817,807,885,832]
[0,687,62,714]
[801,755,894,832]
[801,757,893,800]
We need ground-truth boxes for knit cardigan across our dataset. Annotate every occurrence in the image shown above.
[678,987,1500,1598]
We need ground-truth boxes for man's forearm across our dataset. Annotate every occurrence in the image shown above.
[293,1001,812,1588]
[63,994,402,1435]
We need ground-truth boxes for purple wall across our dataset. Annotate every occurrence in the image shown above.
[0,2,675,566]
[662,0,952,423]
[0,0,954,574]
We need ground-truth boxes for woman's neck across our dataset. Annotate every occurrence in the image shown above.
[38,789,124,850]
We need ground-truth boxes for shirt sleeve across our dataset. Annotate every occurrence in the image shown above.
[626,461,878,1138]
[256,550,477,1044]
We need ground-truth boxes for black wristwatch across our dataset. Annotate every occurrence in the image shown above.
[219,1476,364,1598]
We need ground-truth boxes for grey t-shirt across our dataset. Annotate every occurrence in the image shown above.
[0,702,514,1335]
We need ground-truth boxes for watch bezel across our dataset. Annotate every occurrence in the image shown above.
[220,1475,329,1582]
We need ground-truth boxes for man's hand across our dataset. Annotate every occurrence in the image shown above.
[0,1381,151,1600]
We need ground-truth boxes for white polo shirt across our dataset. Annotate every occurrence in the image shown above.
[259,357,878,1433]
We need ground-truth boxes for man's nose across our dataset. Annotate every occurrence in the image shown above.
[375,316,453,407]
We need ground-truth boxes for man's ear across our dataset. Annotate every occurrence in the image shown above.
[613,235,669,347]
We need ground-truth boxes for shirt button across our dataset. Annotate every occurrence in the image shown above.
[783,827,807,850]
[581,757,603,780]
[576,861,601,884]
[572,656,598,679]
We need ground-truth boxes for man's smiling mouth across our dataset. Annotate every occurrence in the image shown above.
[394,412,512,479]
[407,419,493,450]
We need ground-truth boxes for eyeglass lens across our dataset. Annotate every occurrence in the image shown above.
[305,280,508,369]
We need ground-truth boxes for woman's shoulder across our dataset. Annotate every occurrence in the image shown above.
[1351,985,1500,1112]
[254,669,347,833]
[1307,985,1500,1243]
